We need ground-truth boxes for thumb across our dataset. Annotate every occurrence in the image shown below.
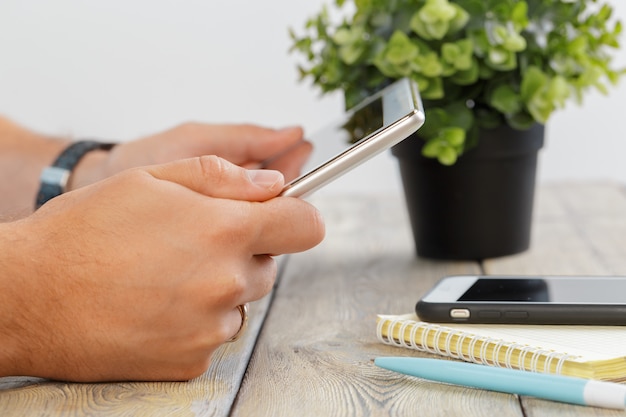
[145,155,285,201]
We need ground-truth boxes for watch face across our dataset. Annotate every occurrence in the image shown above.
[40,166,71,189]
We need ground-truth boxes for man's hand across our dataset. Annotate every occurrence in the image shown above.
[0,156,324,382]
[71,123,312,190]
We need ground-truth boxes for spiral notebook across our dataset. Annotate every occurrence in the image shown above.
[376,314,626,381]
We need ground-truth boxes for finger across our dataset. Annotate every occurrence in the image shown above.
[144,156,284,201]
[207,125,305,164]
[248,197,326,255]
[204,254,277,308]
[225,304,249,343]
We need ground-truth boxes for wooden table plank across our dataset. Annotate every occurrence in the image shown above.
[231,195,525,417]
[484,182,626,275]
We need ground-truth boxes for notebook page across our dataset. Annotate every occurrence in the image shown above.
[386,314,626,361]
[450,323,626,361]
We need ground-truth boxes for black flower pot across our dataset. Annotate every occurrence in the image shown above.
[391,124,545,260]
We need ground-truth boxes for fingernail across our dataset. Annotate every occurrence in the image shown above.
[247,169,283,189]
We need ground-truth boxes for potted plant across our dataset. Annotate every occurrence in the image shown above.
[290,0,624,259]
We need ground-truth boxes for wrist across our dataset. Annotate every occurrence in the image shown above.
[0,116,70,219]
[67,148,113,191]
[35,140,116,209]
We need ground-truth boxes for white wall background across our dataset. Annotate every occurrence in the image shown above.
[1,0,625,196]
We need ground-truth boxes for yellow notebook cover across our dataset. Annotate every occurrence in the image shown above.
[376,314,626,381]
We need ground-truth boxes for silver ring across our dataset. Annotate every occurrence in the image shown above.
[227,303,249,342]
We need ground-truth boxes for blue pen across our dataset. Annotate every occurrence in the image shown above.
[374,357,626,410]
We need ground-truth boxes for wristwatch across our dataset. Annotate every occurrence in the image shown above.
[35,140,116,209]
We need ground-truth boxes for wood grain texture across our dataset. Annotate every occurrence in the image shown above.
[485,182,626,275]
[0,292,274,417]
[233,185,626,417]
[231,194,521,417]
[2,183,626,417]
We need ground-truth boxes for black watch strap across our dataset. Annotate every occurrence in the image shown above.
[35,140,115,209]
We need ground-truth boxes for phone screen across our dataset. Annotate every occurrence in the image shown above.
[298,97,384,176]
[278,78,424,198]
[456,277,626,304]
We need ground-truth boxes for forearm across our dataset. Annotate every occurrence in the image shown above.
[0,118,309,220]
[0,116,70,219]
[0,220,32,377]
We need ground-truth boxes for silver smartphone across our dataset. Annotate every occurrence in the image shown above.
[280,78,425,198]
[416,275,626,325]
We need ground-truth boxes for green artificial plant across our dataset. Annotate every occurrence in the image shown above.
[290,0,624,165]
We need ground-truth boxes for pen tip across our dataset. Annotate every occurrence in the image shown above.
[374,357,395,368]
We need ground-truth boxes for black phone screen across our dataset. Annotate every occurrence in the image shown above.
[457,277,626,304]
[300,97,384,174]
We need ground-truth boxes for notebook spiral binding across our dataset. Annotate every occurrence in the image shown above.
[376,316,581,375]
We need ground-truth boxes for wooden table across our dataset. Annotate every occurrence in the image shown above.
[2,182,626,416]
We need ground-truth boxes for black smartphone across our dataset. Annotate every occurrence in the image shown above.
[416,275,626,325]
